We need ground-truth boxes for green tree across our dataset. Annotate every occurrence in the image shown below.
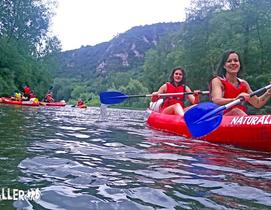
[118,79,149,108]
[0,0,61,98]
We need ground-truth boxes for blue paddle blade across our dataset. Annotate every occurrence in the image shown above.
[99,91,128,104]
[184,102,223,138]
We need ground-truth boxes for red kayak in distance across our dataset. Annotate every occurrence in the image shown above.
[0,97,39,106]
[0,97,66,107]
[147,111,271,152]
[76,104,87,108]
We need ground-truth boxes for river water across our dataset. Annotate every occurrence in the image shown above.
[0,104,271,210]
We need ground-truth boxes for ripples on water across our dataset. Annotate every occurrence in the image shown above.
[0,104,271,210]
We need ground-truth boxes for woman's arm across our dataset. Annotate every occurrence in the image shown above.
[210,78,236,105]
[151,84,167,102]
[246,81,271,108]
[186,86,200,104]
[186,86,194,104]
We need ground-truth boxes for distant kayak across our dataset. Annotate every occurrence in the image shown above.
[39,101,66,107]
[73,104,87,108]
[78,104,87,108]
[0,97,39,106]
[72,102,87,108]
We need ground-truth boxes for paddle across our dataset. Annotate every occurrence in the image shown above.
[99,91,209,105]
[184,84,271,138]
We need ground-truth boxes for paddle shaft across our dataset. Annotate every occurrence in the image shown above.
[107,91,209,98]
[154,90,209,97]
[130,91,209,98]
[100,90,209,104]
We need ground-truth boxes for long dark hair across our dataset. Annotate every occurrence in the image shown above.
[216,50,243,77]
[169,66,186,86]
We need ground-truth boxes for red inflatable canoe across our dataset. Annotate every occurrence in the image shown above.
[147,111,271,152]
[39,101,66,107]
[0,97,39,106]
[76,104,87,108]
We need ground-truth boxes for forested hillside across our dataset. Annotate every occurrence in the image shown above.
[52,23,182,105]
[58,23,181,78]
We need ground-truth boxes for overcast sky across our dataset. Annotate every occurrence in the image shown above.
[51,0,191,51]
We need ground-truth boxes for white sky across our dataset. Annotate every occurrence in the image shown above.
[51,0,191,51]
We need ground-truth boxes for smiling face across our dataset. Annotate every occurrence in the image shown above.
[224,53,240,75]
[170,67,186,86]
[173,69,184,83]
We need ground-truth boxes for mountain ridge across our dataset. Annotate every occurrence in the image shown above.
[57,22,182,79]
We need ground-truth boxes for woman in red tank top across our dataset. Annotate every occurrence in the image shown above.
[151,66,200,116]
[210,50,271,116]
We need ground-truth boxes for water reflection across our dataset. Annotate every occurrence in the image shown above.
[145,137,271,208]
[0,105,271,209]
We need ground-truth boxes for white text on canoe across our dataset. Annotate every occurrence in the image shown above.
[230,115,271,125]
